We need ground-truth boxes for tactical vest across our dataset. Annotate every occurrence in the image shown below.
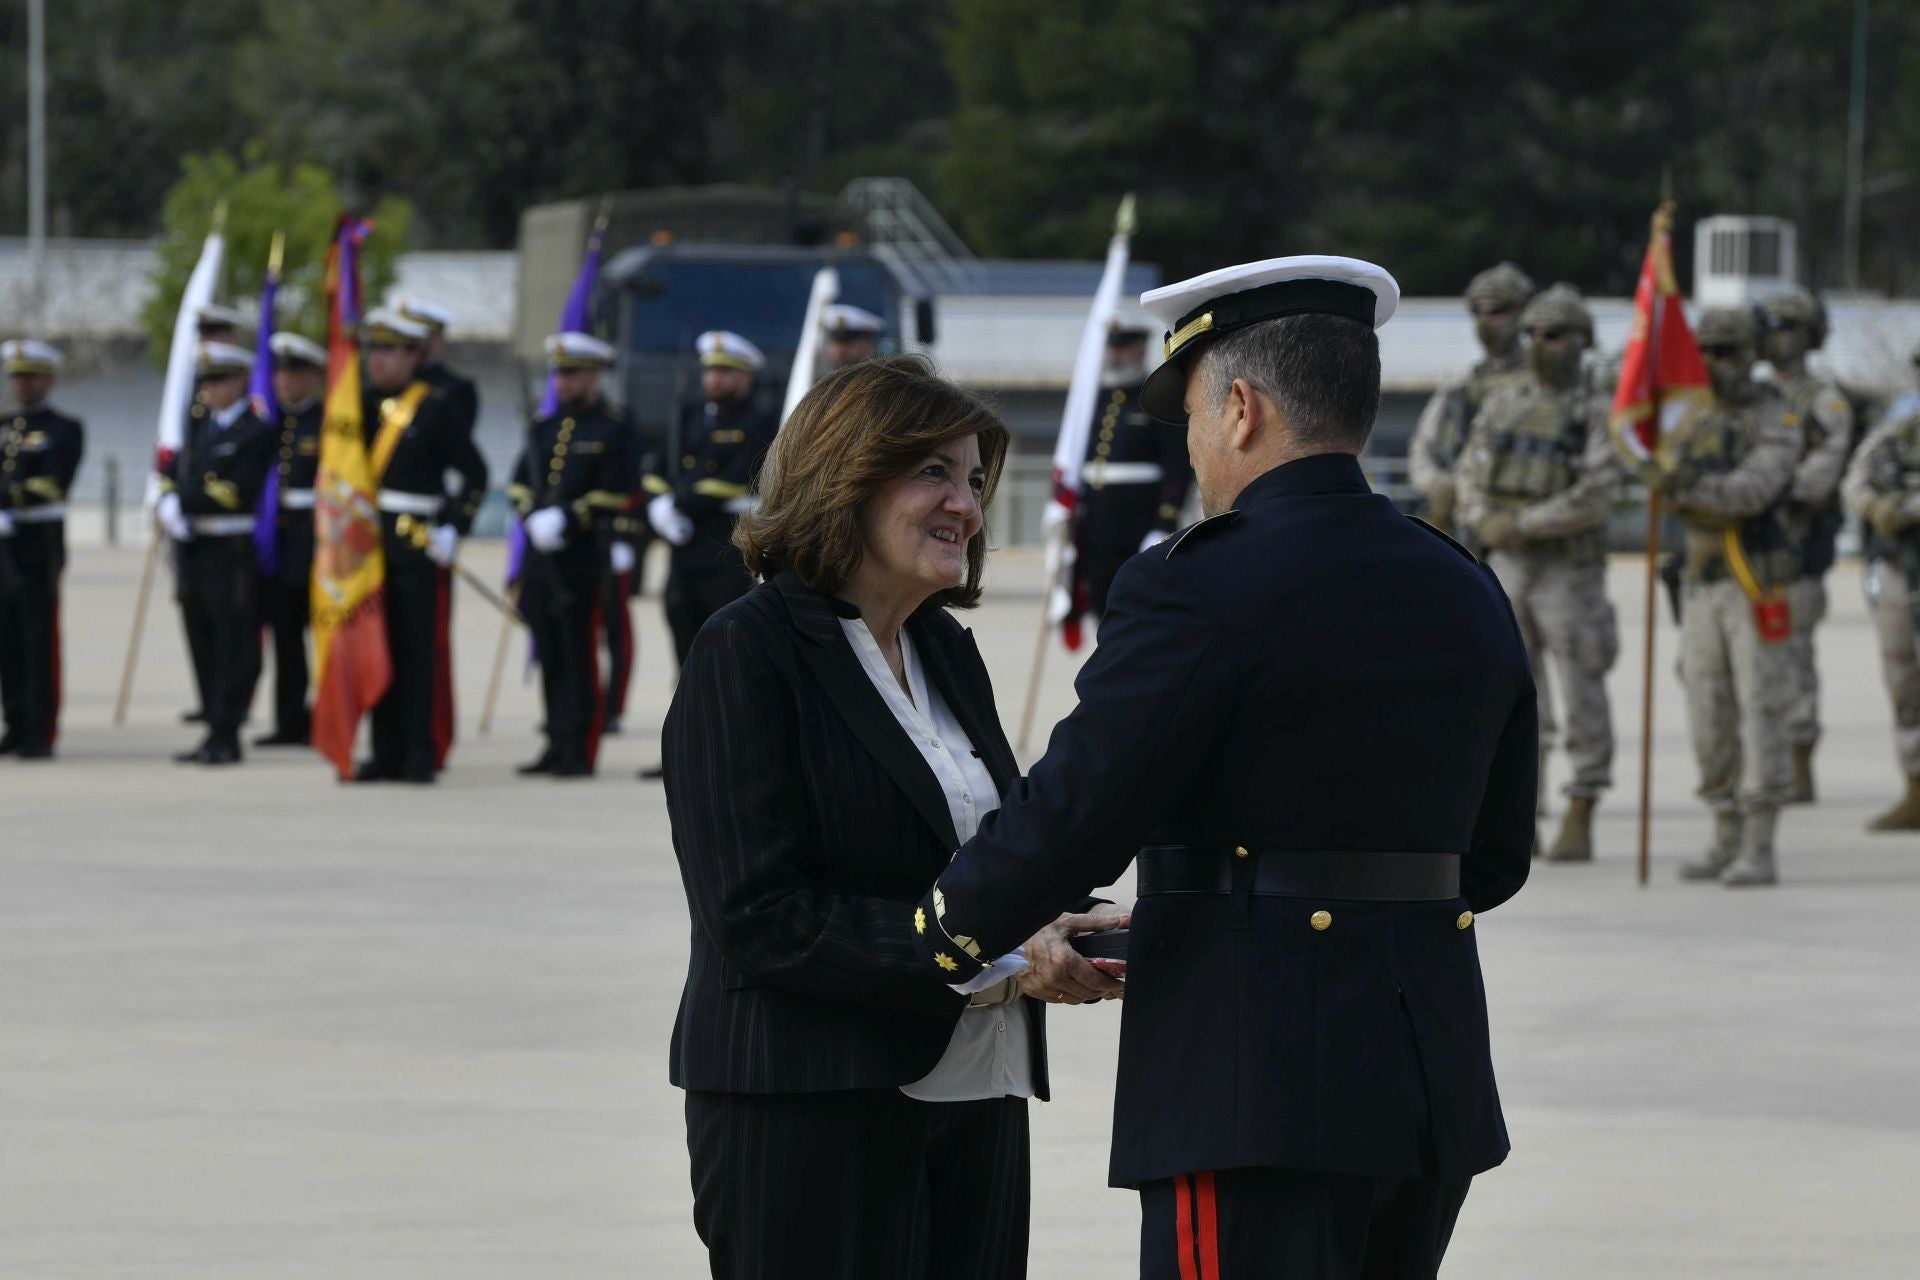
[1429,350,1527,473]
[1479,381,1607,565]
[1776,371,1847,576]
[1862,414,1920,558]
[1677,399,1797,590]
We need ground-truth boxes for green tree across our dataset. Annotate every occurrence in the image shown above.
[140,149,411,364]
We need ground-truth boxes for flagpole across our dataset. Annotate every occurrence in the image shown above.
[1637,491,1658,887]
[479,583,522,736]
[112,521,163,725]
[1016,534,1065,753]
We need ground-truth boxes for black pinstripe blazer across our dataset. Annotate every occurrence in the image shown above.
[664,570,1063,1097]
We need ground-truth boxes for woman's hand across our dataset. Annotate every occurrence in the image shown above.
[1016,907,1130,1004]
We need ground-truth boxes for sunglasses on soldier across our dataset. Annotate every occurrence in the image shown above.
[1700,344,1745,360]
[1470,302,1514,319]
[1529,327,1571,343]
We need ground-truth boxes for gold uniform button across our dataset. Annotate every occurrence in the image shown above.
[1310,910,1332,931]
[1456,911,1474,930]
[562,417,575,430]
[681,454,695,469]
[1234,845,1249,859]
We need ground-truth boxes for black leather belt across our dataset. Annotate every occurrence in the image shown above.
[1136,846,1461,901]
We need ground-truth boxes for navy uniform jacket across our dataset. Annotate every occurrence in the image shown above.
[167,403,276,519]
[360,381,489,534]
[915,452,1536,1186]
[645,397,778,576]
[270,398,323,584]
[0,403,84,569]
[1078,380,1193,554]
[507,397,638,578]
[422,360,479,438]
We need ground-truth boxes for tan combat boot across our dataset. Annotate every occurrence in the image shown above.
[1722,808,1779,887]
[1788,743,1816,805]
[1867,777,1920,831]
[1679,811,1741,881]
[1546,795,1596,862]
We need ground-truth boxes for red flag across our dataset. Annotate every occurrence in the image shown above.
[1611,201,1711,465]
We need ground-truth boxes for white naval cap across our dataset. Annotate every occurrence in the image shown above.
[196,340,255,378]
[361,307,432,346]
[269,332,328,369]
[2,338,63,375]
[822,303,884,337]
[698,330,764,373]
[1138,255,1400,422]
[545,331,616,370]
[196,303,251,332]
[395,296,453,333]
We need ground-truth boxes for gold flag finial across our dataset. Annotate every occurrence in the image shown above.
[268,230,286,279]
[593,193,613,236]
[1115,193,1137,238]
[211,199,229,235]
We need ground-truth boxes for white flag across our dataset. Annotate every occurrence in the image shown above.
[149,228,225,504]
[781,266,840,428]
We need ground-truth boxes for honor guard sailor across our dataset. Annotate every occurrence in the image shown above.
[912,256,1535,1277]
[821,302,884,370]
[0,339,84,760]
[353,309,489,784]
[158,342,276,765]
[255,333,328,747]
[508,333,636,778]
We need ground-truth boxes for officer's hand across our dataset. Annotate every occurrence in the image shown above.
[610,541,637,575]
[1017,909,1129,1004]
[157,492,191,542]
[1475,510,1522,552]
[425,524,459,567]
[648,494,694,547]
[525,506,569,553]
[1869,496,1912,540]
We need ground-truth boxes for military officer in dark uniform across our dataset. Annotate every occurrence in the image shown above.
[911,258,1536,1278]
[176,304,251,727]
[354,309,489,784]
[646,330,777,667]
[509,333,636,777]
[157,342,277,766]
[254,332,327,747]
[600,496,642,735]
[821,302,884,370]
[0,339,84,760]
[1076,324,1194,618]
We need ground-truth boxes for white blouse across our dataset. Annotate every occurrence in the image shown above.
[839,616,1035,1103]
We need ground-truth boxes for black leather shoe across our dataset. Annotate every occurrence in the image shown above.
[14,740,53,760]
[203,740,242,766]
[353,758,395,783]
[0,732,19,755]
[254,728,309,747]
[638,763,665,780]
[398,766,436,784]
[550,753,592,779]
[175,742,213,764]
[517,753,556,776]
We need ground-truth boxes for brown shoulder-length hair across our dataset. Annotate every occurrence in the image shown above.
[735,354,1009,609]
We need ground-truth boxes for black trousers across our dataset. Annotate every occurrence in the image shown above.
[368,532,439,777]
[686,1089,1029,1280]
[1140,1168,1470,1280]
[263,561,312,737]
[0,530,63,748]
[177,535,261,742]
[665,565,751,668]
[523,556,601,770]
[601,566,634,723]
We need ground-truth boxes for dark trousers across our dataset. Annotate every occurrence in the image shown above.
[601,568,634,723]
[177,535,261,743]
[665,565,752,668]
[0,533,63,748]
[523,556,602,770]
[264,563,312,737]
[686,1089,1029,1280]
[368,534,438,777]
[1140,1168,1470,1280]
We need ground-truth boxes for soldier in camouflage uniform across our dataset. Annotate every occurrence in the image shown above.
[1840,396,1920,830]
[1760,287,1854,803]
[1410,261,1534,533]
[1458,286,1621,861]
[1651,308,1800,886]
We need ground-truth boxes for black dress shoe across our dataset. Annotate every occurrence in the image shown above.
[550,755,593,779]
[517,752,556,776]
[15,740,53,760]
[353,758,395,783]
[0,732,19,755]
[638,763,665,780]
[202,740,242,766]
[398,765,436,785]
[254,728,309,747]
[175,742,213,764]
[603,716,623,736]
[181,709,207,724]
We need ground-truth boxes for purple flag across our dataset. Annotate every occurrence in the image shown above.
[510,221,606,586]
[250,269,283,574]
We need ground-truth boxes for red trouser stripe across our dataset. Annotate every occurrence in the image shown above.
[1173,1175,1198,1280]
[1194,1171,1221,1280]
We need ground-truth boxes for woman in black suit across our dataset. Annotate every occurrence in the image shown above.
[663,355,1127,1279]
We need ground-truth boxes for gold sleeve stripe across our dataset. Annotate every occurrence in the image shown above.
[692,479,751,499]
[642,475,673,496]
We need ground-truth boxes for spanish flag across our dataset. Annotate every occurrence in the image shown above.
[310,217,391,778]
[1610,201,1711,468]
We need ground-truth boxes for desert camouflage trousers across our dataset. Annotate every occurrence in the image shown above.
[1488,550,1617,797]
[1866,561,1920,777]
[1784,575,1828,748]
[1681,579,1792,815]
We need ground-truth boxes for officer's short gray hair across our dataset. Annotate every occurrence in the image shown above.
[1196,314,1382,452]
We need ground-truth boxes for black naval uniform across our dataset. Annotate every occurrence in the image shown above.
[1076,380,1194,618]
[647,396,778,666]
[0,402,84,757]
[423,359,481,743]
[601,502,642,730]
[914,455,1536,1278]
[360,379,488,782]
[260,396,322,743]
[508,396,636,775]
[167,402,277,759]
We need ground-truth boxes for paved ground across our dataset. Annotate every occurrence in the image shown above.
[6,537,1920,1278]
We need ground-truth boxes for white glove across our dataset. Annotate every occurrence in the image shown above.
[157,493,191,542]
[648,494,694,547]
[1139,528,1171,554]
[0,510,13,538]
[1042,500,1071,536]
[610,540,637,575]
[525,506,569,553]
[425,523,459,567]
